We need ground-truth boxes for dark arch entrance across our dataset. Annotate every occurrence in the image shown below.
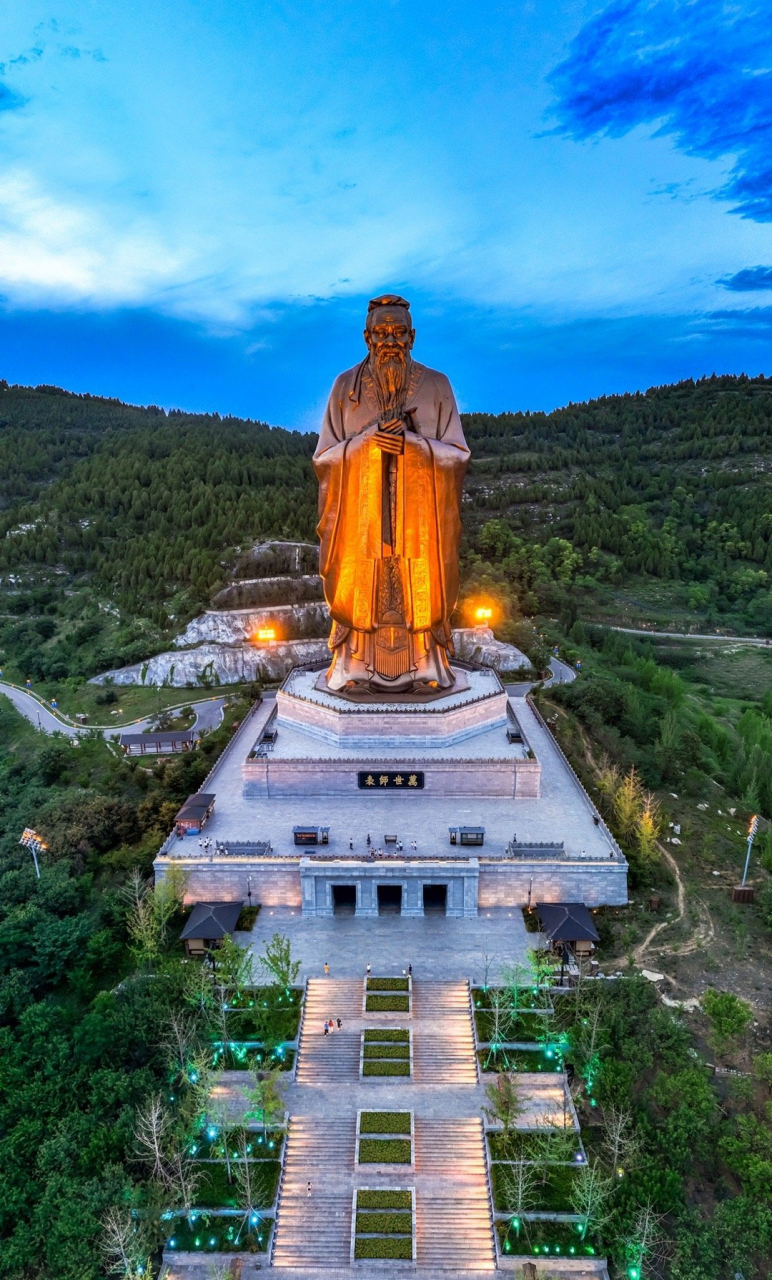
[332,884,357,914]
[423,884,447,914]
[377,884,402,915]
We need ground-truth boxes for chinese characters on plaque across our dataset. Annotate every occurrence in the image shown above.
[357,771,425,790]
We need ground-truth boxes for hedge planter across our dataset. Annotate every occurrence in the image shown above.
[358,1139,412,1164]
[165,1212,269,1253]
[351,1188,415,1264]
[361,1030,412,1078]
[366,994,410,1013]
[354,1237,413,1260]
[365,977,411,1015]
[362,1060,411,1077]
[363,1044,410,1061]
[359,1112,412,1135]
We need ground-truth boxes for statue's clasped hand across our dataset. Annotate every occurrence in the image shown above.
[374,416,404,455]
[373,409,417,455]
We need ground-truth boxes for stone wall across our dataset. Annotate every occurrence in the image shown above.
[155,856,302,907]
[478,859,628,907]
[242,755,541,799]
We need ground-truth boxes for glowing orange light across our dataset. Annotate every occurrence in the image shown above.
[255,627,277,643]
[475,606,493,622]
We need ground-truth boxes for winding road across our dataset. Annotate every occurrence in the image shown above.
[606,625,771,646]
[0,681,226,740]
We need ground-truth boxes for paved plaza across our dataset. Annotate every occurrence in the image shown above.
[243,905,532,985]
[192,693,616,861]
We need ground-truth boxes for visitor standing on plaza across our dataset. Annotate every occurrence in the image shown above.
[324,961,329,976]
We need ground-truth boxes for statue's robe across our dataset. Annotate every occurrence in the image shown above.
[313,358,470,691]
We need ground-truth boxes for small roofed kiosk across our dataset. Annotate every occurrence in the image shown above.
[536,902,600,961]
[120,729,199,756]
[174,792,216,836]
[179,901,242,958]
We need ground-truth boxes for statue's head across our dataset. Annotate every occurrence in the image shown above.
[364,294,415,370]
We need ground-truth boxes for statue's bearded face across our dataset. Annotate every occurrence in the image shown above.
[365,307,415,409]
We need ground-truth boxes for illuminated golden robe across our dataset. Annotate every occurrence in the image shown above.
[313,359,470,692]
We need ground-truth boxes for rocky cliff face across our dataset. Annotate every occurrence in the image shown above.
[174,602,330,647]
[91,639,331,687]
[91,625,531,688]
[212,574,324,610]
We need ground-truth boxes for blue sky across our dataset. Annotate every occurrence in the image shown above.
[0,0,770,427]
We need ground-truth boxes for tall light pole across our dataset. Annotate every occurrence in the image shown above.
[19,827,46,878]
[741,815,759,888]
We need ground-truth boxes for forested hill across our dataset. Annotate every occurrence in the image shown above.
[0,373,770,678]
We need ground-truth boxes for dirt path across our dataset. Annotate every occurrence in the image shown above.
[563,712,716,984]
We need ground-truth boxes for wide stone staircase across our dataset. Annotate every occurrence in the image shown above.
[412,981,478,1085]
[295,978,363,1084]
[414,1117,496,1271]
[271,1115,357,1267]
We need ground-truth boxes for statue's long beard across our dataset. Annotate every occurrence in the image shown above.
[372,351,411,415]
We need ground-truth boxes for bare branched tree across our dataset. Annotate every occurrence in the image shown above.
[100,1207,150,1280]
[601,1105,641,1177]
[163,1008,199,1079]
[134,1093,174,1184]
[569,1158,614,1240]
[624,1201,667,1277]
[499,1160,538,1222]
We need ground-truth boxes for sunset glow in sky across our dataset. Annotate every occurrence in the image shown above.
[0,1,770,425]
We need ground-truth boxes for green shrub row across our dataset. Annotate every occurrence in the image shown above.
[363,1043,410,1061]
[362,1060,410,1077]
[363,1028,409,1042]
[354,1237,412,1259]
[356,1212,413,1234]
[367,977,409,991]
[358,1138,412,1164]
[357,1190,412,1209]
[366,995,410,1012]
[359,1111,411,1134]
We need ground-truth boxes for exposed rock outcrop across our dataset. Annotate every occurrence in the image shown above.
[231,539,318,579]
[453,627,532,675]
[91,639,330,687]
[92,625,531,688]
[213,574,324,610]
[174,603,330,647]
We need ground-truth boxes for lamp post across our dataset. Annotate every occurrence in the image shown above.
[19,828,46,878]
[741,815,759,888]
[247,876,253,907]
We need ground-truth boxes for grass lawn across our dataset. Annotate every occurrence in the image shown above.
[496,1219,599,1259]
[165,1213,269,1253]
[363,1028,409,1042]
[491,1162,581,1214]
[193,1160,280,1210]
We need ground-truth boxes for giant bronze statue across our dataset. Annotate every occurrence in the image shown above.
[314,295,470,693]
